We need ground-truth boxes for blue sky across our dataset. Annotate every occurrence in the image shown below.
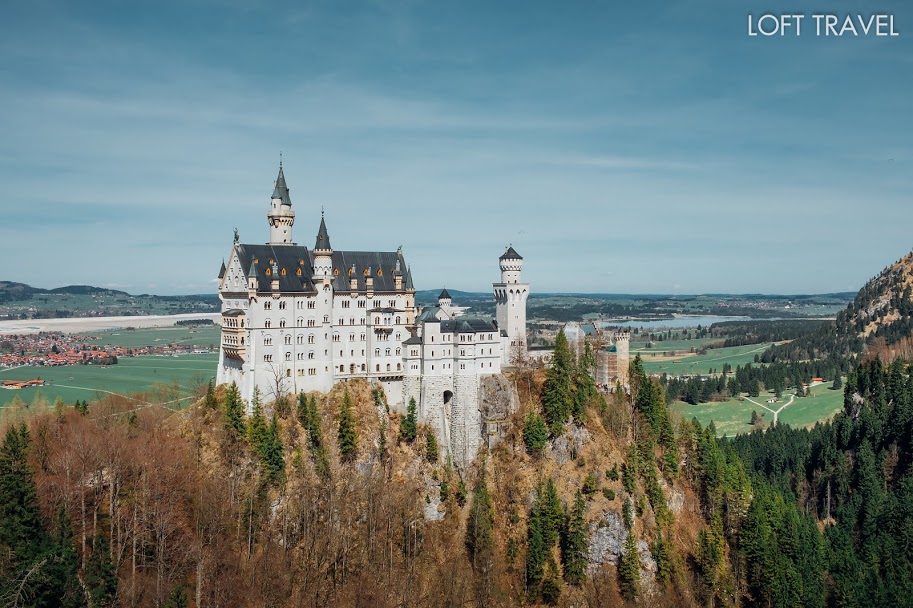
[1,0,910,295]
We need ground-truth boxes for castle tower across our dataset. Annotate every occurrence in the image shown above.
[312,211,333,281]
[267,162,296,245]
[613,331,630,387]
[494,246,529,365]
[437,288,452,308]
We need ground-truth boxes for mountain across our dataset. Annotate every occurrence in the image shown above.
[763,251,913,363]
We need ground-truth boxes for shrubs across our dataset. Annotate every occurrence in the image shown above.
[523,411,548,454]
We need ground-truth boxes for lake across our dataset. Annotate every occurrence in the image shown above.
[600,315,752,329]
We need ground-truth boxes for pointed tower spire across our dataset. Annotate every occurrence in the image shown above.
[314,212,332,251]
[267,161,295,244]
[271,164,291,206]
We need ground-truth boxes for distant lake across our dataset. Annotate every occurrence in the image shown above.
[601,315,752,330]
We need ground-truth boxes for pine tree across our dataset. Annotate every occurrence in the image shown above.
[378,416,388,459]
[262,414,285,484]
[465,473,494,573]
[832,375,843,390]
[48,507,87,608]
[75,399,89,416]
[164,584,188,608]
[296,392,308,427]
[204,379,218,409]
[522,411,548,454]
[85,532,118,608]
[337,390,358,462]
[560,490,588,585]
[223,381,245,437]
[541,557,562,605]
[400,397,418,443]
[653,528,673,587]
[0,424,46,562]
[618,527,640,601]
[425,430,439,463]
[247,387,267,450]
[526,504,545,589]
[540,478,563,549]
[541,329,575,435]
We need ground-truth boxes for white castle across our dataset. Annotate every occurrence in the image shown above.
[216,164,528,465]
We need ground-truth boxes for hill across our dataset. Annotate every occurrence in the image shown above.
[763,251,913,364]
[0,281,219,319]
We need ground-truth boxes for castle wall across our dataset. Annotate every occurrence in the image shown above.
[450,373,481,468]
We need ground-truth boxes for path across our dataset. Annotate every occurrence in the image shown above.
[744,394,795,425]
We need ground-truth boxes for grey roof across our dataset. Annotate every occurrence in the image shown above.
[218,260,226,279]
[405,266,415,290]
[314,214,331,251]
[438,288,451,300]
[271,165,292,206]
[440,319,498,334]
[232,243,409,295]
[222,308,244,317]
[500,246,522,260]
[403,336,422,345]
[417,307,441,323]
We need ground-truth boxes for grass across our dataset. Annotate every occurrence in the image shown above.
[670,381,845,438]
[90,324,221,349]
[630,338,716,355]
[0,352,219,410]
[641,343,775,376]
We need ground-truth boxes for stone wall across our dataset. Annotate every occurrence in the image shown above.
[479,374,518,449]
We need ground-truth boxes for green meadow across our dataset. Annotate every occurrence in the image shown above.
[641,343,775,376]
[0,352,219,410]
[630,337,716,355]
[670,381,845,438]
[90,324,221,349]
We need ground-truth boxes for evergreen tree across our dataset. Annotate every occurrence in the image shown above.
[204,379,218,409]
[400,397,418,443]
[47,507,87,608]
[618,528,640,601]
[541,329,575,435]
[522,411,548,454]
[0,424,46,562]
[164,584,188,608]
[337,390,358,462]
[560,490,588,585]
[526,504,545,589]
[832,374,843,390]
[541,557,562,605]
[465,473,494,574]
[247,387,267,449]
[85,532,118,608]
[223,381,245,437]
[653,528,673,587]
[378,416,388,459]
[540,478,563,549]
[75,399,89,416]
[296,392,308,427]
[262,414,285,484]
[425,430,439,463]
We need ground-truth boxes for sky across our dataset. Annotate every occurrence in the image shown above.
[0,0,911,295]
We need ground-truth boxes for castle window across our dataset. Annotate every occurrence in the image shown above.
[358,300,366,308]
[349,334,355,342]
[360,334,365,341]
[397,363,401,371]
[263,354,272,362]
[264,337,272,346]
[296,268,302,276]
[395,333,401,340]
[308,351,315,359]
[308,334,315,344]
[376,364,380,372]
[333,268,339,276]
[395,316,401,325]
[297,335,303,345]
[361,364,366,371]
[342,300,350,308]
[285,336,291,345]
[285,352,291,361]
[385,348,391,356]
[308,301,315,309]
[279,320,286,328]
[374,317,380,324]
[297,318,303,327]
[339,365,344,372]
[264,301,272,310]
[386,364,391,371]
[279,300,286,310]
[374,348,380,356]
[374,300,381,308]
[333,334,340,342]
[323,315,329,323]
[307,319,315,327]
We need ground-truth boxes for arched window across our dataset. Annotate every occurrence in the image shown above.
[395,316,401,324]
[265,320,271,328]
[395,348,400,356]
[285,335,291,345]
[376,364,380,372]
[279,319,286,328]
[323,315,329,323]
[385,348,391,356]
[374,348,380,356]
[285,352,291,361]
[374,317,380,324]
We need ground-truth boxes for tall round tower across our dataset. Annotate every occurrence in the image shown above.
[267,162,296,245]
[494,246,529,365]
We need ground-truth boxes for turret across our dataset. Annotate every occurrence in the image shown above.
[494,245,529,365]
[267,162,296,245]
[312,211,333,282]
[437,288,452,308]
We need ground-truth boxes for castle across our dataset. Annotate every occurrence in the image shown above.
[562,323,630,388]
[216,164,527,465]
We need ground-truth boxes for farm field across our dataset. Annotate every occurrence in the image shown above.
[631,338,715,356]
[0,352,219,410]
[91,324,221,349]
[641,342,775,376]
[670,381,844,438]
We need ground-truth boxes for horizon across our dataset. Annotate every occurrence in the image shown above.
[1,1,910,294]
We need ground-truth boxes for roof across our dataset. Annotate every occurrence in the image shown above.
[403,336,422,345]
[440,319,498,334]
[500,246,522,261]
[222,308,245,317]
[271,165,292,206]
[438,288,451,300]
[232,243,410,294]
[218,260,226,279]
[314,213,331,251]
[417,307,441,323]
